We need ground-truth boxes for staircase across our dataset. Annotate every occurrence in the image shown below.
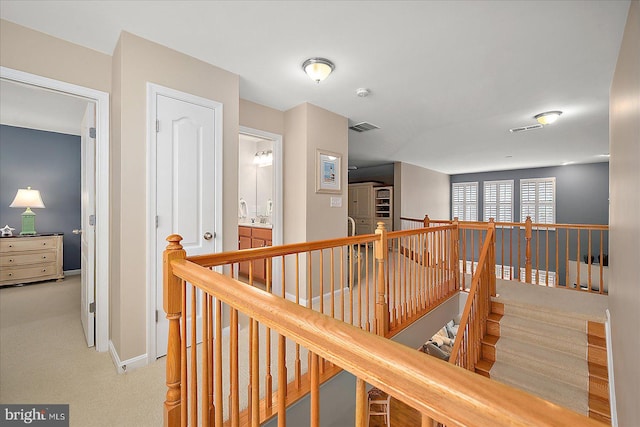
[474,282,611,424]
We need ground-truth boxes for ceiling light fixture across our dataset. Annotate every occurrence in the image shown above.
[302,58,335,83]
[534,111,563,125]
[356,88,370,97]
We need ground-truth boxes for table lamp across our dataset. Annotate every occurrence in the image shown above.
[10,186,45,235]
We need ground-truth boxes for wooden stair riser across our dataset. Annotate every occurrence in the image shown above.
[587,345,607,368]
[589,376,609,400]
[491,301,504,315]
[588,394,611,423]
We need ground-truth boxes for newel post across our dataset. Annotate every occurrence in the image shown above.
[164,234,186,427]
[451,218,460,290]
[374,222,389,336]
[423,214,430,228]
[524,216,533,284]
[488,219,497,297]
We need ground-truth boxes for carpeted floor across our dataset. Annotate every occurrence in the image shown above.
[0,277,165,426]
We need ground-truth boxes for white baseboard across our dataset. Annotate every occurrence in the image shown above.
[285,286,350,307]
[64,269,81,276]
[109,340,148,374]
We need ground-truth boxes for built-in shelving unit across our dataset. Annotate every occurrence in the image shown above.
[374,186,393,231]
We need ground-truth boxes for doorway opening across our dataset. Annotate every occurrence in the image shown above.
[0,66,110,352]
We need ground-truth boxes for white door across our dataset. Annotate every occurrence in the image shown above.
[80,102,96,347]
[155,94,217,357]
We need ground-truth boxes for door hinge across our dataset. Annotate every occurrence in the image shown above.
[155,216,159,228]
[89,214,96,226]
[155,310,159,323]
[89,302,96,314]
[89,127,96,139]
[156,119,160,133]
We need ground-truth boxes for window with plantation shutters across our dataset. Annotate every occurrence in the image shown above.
[520,178,556,224]
[452,182,478,221]
[484,180,513,222]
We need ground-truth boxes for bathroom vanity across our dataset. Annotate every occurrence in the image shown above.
[238,224,272,282]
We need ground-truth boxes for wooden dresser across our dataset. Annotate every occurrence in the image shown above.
[0,234,64,286]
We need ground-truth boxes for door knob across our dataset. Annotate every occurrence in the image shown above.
[204,232,213,240]
[73,229,83,234]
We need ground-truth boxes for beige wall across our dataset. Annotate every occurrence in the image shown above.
[396,162,450,222]
[283,104,309,246]
[239,99,284,136]
[0,20,111,93]
[306,103,348,242]
[609,1,640,425]
[112,32,239,360]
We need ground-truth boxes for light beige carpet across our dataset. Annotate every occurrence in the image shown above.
[489,279,609,415]
[0,277,165,427]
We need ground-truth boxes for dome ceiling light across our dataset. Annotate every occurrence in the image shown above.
[534,111,563,125]
[302,58,335,83]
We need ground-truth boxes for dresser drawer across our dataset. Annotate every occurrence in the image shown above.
[0,250,56,267]
[0,237,58,253]
[0,264,58,283]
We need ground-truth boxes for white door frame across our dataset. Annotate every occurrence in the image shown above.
[0,66,110,352]
[239,126,283,295]
[146,82,223,362]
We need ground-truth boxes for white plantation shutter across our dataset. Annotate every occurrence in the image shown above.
[484,180,513,222]
[452,182,478,221]
[520,178,556,224]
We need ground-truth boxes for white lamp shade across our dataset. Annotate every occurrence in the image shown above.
[10,187,45,209]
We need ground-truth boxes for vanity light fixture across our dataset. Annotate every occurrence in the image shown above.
[302,58,335,83]
[534,111,563,125]
[253,150,273,167]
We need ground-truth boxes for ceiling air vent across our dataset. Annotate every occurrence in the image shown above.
[509,124,543,133]
[349,121,380,132]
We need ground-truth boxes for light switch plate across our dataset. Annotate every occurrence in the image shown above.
[330,197,342,208]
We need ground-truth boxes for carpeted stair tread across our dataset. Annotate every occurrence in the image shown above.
[498,302,587,332]
[499,315,587,358]
[495,336,588,389]
[490,361,588,415]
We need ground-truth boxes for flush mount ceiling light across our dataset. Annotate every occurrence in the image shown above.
[302,58,335,83]
[534,111,563,125]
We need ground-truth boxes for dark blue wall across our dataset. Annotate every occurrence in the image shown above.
[450,163,609,284]
[0,125,81,271]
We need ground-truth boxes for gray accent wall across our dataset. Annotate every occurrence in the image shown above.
[450,162,610,226]
[0,125,81,271]
[450,163,609,284]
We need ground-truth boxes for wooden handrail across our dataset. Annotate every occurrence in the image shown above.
[167,255,603,427]
[449,221,495,369]
[188,233,378,267]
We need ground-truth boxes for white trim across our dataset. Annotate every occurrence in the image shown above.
[146,83,224,362]
[1,66,110,353]
[605,309,618,426]
[64,269,81,276]
[239,126,284,295]
[285,287,350,308]
[109,341,148,374]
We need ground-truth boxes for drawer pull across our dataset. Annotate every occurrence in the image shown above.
[8,273,12,277]
[8,259,14,263]
[42,256,47,259]
[8,244,13,248]
[42,269,47,272]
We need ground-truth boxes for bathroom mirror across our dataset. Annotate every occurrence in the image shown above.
[238,133,274,224]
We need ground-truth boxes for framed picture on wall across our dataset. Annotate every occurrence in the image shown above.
[316,149,341,194]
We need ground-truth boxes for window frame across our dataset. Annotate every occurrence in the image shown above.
[483,179,514,224]
[520,177,556,225]
[452,181,478,221]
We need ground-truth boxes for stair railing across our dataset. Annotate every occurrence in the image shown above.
[449,220,496,370]
[163,230,603,427]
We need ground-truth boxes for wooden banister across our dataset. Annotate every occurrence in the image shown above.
[374,222,389,336]
[167,255,603,427]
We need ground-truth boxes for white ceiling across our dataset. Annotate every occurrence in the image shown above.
[0,1,630,174]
